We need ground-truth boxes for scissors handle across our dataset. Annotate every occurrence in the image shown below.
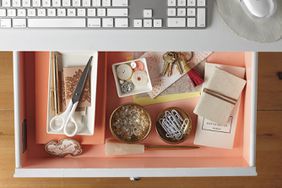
[63,116,79,137]
[49,101,79,137]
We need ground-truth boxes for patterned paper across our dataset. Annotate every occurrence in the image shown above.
[138,51,213,98]
[63,66,91,110]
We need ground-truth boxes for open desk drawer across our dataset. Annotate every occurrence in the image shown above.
[13,52,258,178]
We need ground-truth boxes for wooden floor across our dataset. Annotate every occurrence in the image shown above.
[0,52,281,188]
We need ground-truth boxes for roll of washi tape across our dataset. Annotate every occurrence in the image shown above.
[120,81,135,94]
[119,80,124,85]
[130,61,137,69]
[116,64,133,80]
[134,60,145,71]
[131,71,148,88]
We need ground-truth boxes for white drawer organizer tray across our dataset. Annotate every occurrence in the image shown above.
[46,52,99,136]
[13,51,258,178]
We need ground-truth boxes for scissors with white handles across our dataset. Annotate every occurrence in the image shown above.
[49,56,93,137]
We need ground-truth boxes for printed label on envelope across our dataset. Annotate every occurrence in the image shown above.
[202,117,232,133]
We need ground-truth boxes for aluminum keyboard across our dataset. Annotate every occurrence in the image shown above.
[0,0,208,29]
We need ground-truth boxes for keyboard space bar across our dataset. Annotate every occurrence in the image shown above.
[28,18,86,28]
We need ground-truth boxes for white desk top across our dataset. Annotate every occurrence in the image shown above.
[1,1,281,51]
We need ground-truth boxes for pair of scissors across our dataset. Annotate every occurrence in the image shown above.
[49,56,93,137]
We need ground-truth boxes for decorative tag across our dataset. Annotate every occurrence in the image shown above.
[45,139,82,157]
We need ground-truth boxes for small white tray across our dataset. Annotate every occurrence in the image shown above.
[46,52,98,136]
[112,58,153,98]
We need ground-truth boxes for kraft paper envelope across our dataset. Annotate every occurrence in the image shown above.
[194,68,246,125]
[194,63,246,149]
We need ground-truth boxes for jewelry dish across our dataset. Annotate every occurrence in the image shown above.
[156,107,192,144]
[110,103,152,144]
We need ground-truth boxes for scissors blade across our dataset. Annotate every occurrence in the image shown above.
[71,56,93,104]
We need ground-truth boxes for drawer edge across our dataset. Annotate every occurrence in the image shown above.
[13,51,21,168]
[14,167,257,178]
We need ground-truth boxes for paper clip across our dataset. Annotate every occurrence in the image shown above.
[159,109,190,141]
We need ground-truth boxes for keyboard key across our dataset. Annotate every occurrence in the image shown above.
[177,0,186,6]
[12,0,21,7]
[42,0,51,7]
[177,8,186,16]
[102,18,113,27]
[187,0,195,6]
[92,0,100,6]
[0,19,12,27]
[143,19,152,27]
[153,19,162,28]
[167,0,176,6]
[62,0,71,6]
[37,8,46,16]
[7,9,16,16]
[52,0,61,7]
[82,0,91,7]
[32,0,41,7]
[107,8,128,16]
[187,17,195,27]
[22,0,31,7]
[143,9,152,18]
[17,9,26,16]
[102,0,110,6]
[28,18,86,27]
[187,8,195,16]
[57,8,66,16]
[115,18,128,27]
[87,8,96,16]
[197,0,206,6]
[0,9,6,16]
[72,0,81,6]
[167,8,176,16]
[77,8,86,16]
[167,18,185,27]
[87,18,101,27]
[13,18,26,27]
[27,9,36,16]
[97,8,106,16]
[112,0,128,7]
[47,8,56,16]
[67,8,76,16]
[197,8,206,27]
[133,19,142,28]
[2,0,11,7]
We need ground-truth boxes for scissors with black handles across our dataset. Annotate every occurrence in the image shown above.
[49,56,92,137]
